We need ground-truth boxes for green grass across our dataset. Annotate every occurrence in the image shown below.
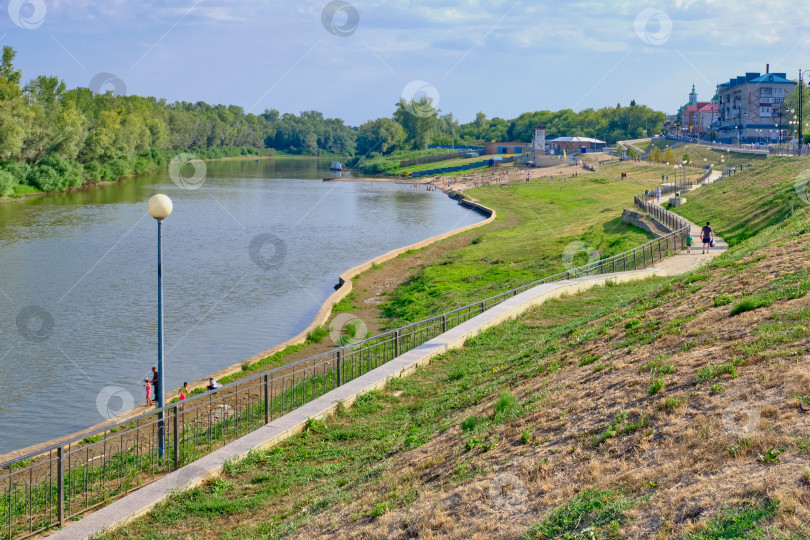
[380,174,658,326]
[105,277,666,539]
[730,297,772,315]
[683,498,780,540]
[525,489,636,539]
[677,143,767,169]
[348,148,485,175]
[592,410,650,447]
[673,156,809,245]
[397,155,491,175]
[694,358,746,384]
[10,184,43,196]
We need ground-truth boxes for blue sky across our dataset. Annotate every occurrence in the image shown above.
[3,0,809,125]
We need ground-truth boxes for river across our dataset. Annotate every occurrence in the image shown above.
[0,158,483,454]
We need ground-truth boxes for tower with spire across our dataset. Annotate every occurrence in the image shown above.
[689,83,698,105]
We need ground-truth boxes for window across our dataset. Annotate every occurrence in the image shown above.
[761,87,773,96]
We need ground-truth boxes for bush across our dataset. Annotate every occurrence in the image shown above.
[39,154,84,188]
[0,169,18,196]
[2,161,30,184]
[26,164,62,191]
[730,297,771,316]
[82,162,103,184]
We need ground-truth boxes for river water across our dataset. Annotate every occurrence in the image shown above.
[0,158,482,454]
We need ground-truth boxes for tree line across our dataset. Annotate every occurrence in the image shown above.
[0,43,669,196]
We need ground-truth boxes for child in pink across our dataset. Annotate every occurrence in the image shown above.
[144,378,152,406]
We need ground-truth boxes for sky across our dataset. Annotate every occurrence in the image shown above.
[3,0,810,126]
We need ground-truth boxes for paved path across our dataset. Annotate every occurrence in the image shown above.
[649,171,729,276]
[48,270,658,540]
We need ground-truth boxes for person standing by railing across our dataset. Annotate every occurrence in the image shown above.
[151,366,159,403]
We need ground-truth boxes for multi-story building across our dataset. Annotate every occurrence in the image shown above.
[679,84,718,137]
[716,66,797,144]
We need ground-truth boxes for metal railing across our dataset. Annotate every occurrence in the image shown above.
[0,173,705,539]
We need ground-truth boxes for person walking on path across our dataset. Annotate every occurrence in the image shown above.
[686,233,693,254]
[143,378,152,406]
[701,221,713,254]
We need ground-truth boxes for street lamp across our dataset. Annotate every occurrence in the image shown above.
[147,193,173,459]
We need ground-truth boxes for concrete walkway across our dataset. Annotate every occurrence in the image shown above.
[650,171,729,276]
[47,270,659,540]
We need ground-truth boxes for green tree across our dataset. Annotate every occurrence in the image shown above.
[355,118,405,155]
[393,98,439,149]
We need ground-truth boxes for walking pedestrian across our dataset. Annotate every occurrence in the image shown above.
[686,233,693,254]
[701,221,713,254]
[143,378,152,406]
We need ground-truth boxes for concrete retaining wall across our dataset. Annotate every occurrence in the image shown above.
[621,208,673,237]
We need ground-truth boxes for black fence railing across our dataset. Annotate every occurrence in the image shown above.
[0,171,708,539]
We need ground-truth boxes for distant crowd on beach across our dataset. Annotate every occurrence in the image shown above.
[398,161,591,193]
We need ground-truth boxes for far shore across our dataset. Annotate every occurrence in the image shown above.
[0,153,343,207]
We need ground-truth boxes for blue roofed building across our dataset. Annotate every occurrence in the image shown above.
[716,65,797,144]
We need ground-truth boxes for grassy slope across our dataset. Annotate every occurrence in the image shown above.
[677,144,768,170]
[107,158,810,539]
[397,155,491,174]
[674,156,808,245]
[352,149,478,175]
[380,173,658,326]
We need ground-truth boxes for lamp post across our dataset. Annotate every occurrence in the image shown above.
[799,70,805,156]
[147,193,173,459]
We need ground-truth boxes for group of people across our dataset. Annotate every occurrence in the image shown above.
[644,188,662,202]
[143,368,222,407]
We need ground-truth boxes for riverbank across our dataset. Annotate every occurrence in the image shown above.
[0,151,339,207]
[0,161,663,462]
[0,187,492,463]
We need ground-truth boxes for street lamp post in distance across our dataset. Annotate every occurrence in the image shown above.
[147,193,173,459]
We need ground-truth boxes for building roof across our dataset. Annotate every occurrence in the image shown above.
[535,123,545,130]
[749,73,795,84]
[549,136,606,144]
[486,141,528,146]
[719,71,795,90]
